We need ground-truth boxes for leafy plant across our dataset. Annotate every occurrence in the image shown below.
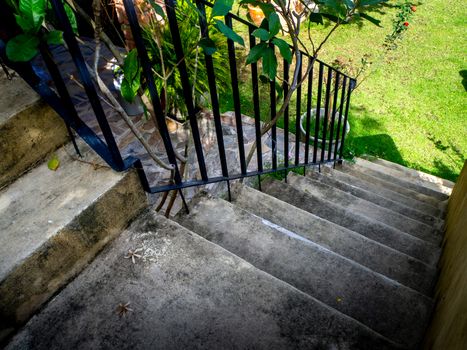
[384,1,416,50]
[121,0,231,119]
[5,0,77,62]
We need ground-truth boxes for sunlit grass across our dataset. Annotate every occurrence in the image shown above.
[222,1,466,181]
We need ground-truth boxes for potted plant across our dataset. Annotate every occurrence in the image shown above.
[116,0,231,132]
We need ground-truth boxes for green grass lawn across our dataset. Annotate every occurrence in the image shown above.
[222,0,466,181]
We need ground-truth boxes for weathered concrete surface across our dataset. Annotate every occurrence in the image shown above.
[318,166,444,227]
[232,183,437,296]
[0,143,147,342]
[339,162,445,208]
[176,195,433,348]
[323,164,443,218]
[359,156,453,196]
[288,173,442,245]
[262,178,441,266]
[6,212,401,350]
[0,70,68,189]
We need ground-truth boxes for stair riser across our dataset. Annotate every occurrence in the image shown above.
[262,179,441,266]
[0,101,68,189]
[319,166,444,228]
[340,163,444,208]
[290,173,442,245]
[232,184,437,296]
[176,197,433,348]
[0,171,146,341]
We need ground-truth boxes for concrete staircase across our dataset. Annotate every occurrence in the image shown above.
[0,71,147,342]
[4,151,453,349]
[2,67,455,350]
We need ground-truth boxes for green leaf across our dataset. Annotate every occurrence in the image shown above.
[246,42,267,64]
[259,74,269,84]
[15,14,35,32]
[215,20,245,46]
[199,37,217,55]
[45,30,63,45]
[261,46,277,81]
[359,0,387,6]
[148,0,166,18]
[268,12,281,37]
[47,154,60,171]
[257,3,275,19]
[121,79,136,102]
[251,28,270,41]
[64,3,78,34]
[359,12,382,26]
[212,0,234,18]
[308,12,323,25]
[123,49,140,82]
[272,38,291,64]
[343,0,354,9]
[275,81,283,100]
[6,34,40,62]
[19,0,46,33]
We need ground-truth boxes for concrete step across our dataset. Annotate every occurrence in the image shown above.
[231,183,437,296]
[353,158,450,201]
[318,165,444,227]
[0,70,68,190]
[0,143,147,342]
[338,162,446,210]
[262,178,441,266]
[6,212,401,350]
[288,172,442,245]
[176,195,433,349]
[361,155,454,194]
[321,164,443,218]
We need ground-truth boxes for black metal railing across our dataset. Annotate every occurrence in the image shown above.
[1,0,356,203]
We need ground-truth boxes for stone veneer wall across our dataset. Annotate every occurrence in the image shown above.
[424,161,467,349]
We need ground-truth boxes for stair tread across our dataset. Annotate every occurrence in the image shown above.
[318,165,444,227]
[338,162,445,210]
[6,211,400,350]
[232,183,437,296]
[323,164,443,217]
[176,195,433,348]
[262,178,441,266]
[361,155,454,192]
[346,159,449,203]
[0,142,146,339]
[0,70,39,124]
[289,172,442,245]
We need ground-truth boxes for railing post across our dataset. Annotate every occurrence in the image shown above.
[294,52,302,166]
[270,44,277,170]
[196,0,229,179]
[250,27,263,173]
[328,71,340,160]
[334,76,347,161]
[313,62,324,163]
[225,14,247,175]
[50,0,124,170]
[339,78,356,161]
[164,0,208,181]
[122,0,182,183]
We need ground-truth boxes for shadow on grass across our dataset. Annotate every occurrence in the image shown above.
[345,133,405,165]
[459,70,467,92]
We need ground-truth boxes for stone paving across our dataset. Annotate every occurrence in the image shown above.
[34,40,337,212]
